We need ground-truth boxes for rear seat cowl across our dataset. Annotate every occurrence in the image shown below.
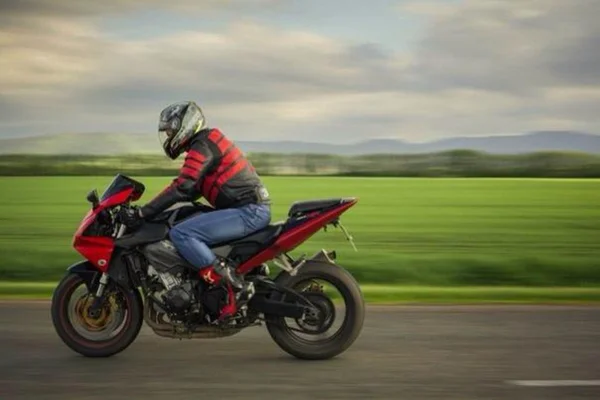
[288,198,344,217]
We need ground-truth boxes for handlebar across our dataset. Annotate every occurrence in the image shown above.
[110,205,135,238]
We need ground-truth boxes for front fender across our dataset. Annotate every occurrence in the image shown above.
[67,260,101,291]
[67,254,134,292]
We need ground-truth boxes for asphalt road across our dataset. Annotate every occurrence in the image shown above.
[1,302,599,400]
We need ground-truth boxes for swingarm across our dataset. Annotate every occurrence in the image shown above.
[246,249,338,319]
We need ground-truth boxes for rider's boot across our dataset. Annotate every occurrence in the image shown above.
[199,259,242,288]
[199,259,252,320]
[212,259,245,290]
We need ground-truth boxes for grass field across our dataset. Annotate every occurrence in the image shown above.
[2,282,600,303]
[0,176,599,288]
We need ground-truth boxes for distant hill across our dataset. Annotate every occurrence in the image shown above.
[1,131,599,155]
[0,133,159,155]
[418,131,600,154]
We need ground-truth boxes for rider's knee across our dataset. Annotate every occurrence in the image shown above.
[169,226,186,244]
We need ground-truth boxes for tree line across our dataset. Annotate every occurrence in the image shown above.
[1,150,600,177]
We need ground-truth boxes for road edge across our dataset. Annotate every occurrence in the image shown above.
[2,283,600,304]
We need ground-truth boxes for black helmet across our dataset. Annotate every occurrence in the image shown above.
[158,101,208,159]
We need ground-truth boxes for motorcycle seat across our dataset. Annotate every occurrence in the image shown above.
[210,221,285,249]
[288,198,344,217]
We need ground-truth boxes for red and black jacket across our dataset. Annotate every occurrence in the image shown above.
[140,128,269,218]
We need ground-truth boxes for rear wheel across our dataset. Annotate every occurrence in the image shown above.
[51,273,143,357]
[264,262,365,360]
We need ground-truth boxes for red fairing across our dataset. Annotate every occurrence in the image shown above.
[236,199,358,274]
[72,188,134,271]
[74,209,97,239]
[73,237,115,272]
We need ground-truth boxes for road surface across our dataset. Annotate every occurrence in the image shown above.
[1,302,599,400]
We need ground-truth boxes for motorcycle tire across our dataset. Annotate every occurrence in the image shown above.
[51,273,143,358]
[265,262,365,360]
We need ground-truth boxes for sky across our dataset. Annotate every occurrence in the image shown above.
[1,0,600,144]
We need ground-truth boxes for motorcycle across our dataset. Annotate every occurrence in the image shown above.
[51,173,365,360]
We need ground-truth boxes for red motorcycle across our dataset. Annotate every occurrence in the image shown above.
[51,174,364,359]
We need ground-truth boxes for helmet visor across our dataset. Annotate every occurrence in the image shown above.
[158,129,171,149]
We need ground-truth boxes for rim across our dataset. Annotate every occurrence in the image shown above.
[64,281,130,342]
[279,277,350,345]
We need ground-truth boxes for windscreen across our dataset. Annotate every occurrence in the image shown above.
[100,174,145,202]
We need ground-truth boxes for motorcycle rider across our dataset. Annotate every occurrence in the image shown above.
[120,101,271,319]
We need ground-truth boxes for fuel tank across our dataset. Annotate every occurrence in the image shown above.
[142,240,191,273]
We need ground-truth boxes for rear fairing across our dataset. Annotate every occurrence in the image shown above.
[236,198,357,274]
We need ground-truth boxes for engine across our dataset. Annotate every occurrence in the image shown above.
[142,240,198,316]
[147,264,196,315]
[163,283,194,312]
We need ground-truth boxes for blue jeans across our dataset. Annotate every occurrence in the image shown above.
[169,203,271,269]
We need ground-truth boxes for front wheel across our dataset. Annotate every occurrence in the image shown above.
[264,262,365,360]
[51,273,143,357]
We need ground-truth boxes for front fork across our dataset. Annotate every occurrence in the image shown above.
[88,223,127,318]
[86,273,109,318]
[95,273,110,298]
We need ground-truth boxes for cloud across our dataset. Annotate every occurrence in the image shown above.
[396,0,456,18]
[0,18,105,98]
[404,0,600,93]
[0,0,599,143]
[0,0,282,19]
[1,14,408,141]
[81,23,404,101]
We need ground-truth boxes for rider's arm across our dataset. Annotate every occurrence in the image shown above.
[139,140,214,219]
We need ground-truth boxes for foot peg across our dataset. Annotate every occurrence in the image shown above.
[212,260,245,290]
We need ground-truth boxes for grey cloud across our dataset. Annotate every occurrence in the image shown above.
[1,17,407,138]
[406,0,600,93]
[0,97,26,125]
[548,34,600,86]
[62,23,406,111]
[2,0,600,141]
[0,0,281,17]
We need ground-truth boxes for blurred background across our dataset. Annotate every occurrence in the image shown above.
[2,2,600,399]
[1,0,599,302]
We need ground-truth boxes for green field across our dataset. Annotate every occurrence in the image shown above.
[2,282,600,303]
[0,177,599,288]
